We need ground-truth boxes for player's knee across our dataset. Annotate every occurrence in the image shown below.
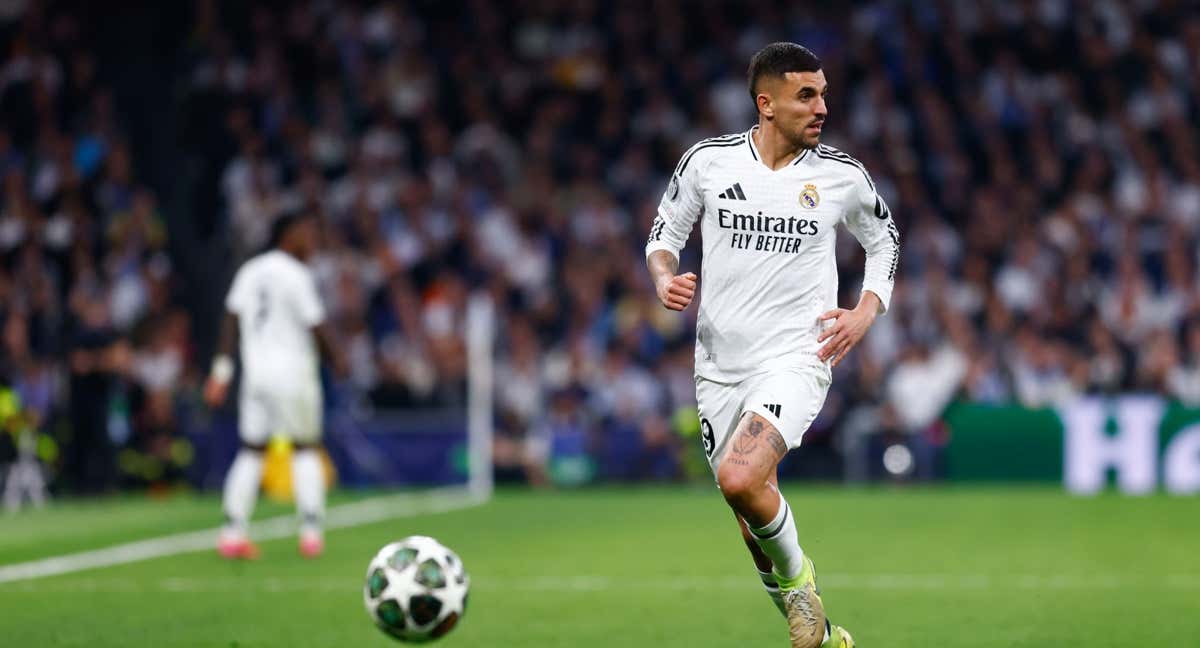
[716,462,760,508]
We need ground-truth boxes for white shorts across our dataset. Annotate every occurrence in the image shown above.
[695,365,831,473]
[238,380,322,446]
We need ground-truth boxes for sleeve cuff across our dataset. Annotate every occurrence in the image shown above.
[645,242,680,260]
[861,286,892,314]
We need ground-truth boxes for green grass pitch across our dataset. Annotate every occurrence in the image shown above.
[1,486,1197,646]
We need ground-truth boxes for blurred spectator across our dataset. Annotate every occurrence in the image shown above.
[1167,321,1200,406]
[886,342,967,434]
[66,292,129,494]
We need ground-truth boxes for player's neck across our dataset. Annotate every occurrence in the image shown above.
[752,122,805,170]
[276,245,304,262]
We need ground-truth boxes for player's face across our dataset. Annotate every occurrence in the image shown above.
[292,219,319,260]
[764,70,828,149]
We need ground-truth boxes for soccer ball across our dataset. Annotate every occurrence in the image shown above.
[363,536,469,642]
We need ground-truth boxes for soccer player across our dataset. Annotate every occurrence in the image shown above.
[204,212,347,559]
[647,43,899,648]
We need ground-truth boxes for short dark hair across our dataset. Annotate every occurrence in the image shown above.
[269,209,315,248]
[747,42,822,102]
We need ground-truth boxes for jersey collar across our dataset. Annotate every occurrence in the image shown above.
[746,126,809,170]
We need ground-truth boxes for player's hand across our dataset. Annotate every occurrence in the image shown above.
[817,303,877,367]
[656,272,697,311]
[204,376,230,409]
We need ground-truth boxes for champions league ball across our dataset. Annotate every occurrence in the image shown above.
[363,536,469,642]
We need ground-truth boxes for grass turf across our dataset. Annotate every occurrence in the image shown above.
[0,486,1197,647]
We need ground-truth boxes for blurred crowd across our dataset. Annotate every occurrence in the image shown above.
[0,5,192,494]
[3,0,1200,491]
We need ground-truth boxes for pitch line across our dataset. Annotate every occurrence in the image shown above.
[5,573,1199,594]
[0,487,485,584]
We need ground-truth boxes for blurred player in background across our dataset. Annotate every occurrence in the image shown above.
[647,43,900,648]
[204,212,346,559]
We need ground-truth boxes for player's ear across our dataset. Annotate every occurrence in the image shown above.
[756,91,774,119]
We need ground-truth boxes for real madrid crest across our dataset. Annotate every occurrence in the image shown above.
[800,183,820,209]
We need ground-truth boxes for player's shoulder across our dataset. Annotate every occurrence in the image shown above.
[235,250,276,279]
[810,143,875,190]
[232,252,265,278]
[243,250,311,280]
[673,130,751,177]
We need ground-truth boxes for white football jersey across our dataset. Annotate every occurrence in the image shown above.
[225,249,326,388]
[646,127,900,383]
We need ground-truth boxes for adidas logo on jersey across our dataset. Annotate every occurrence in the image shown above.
[718,183,747,200]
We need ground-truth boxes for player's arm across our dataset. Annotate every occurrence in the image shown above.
[204,312,239,408]
[818,176,900,367]
[313,321,349,378]
[646,149,704,311]
[648,250,697,312]
[295,270,349,379]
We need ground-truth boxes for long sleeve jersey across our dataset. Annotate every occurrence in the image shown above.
[647,127,900,382]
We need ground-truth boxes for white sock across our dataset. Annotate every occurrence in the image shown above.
[758,569,786,617]
[748,494,806,587]
[222,449,264,535]
[292,448,325,536]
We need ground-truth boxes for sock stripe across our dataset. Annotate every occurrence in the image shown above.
[749,502,791,541]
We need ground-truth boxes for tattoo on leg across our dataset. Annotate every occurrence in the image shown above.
[730,415,788,461]
[724,417,792,468]
[731,422,759,456]
[767,431,787,457]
